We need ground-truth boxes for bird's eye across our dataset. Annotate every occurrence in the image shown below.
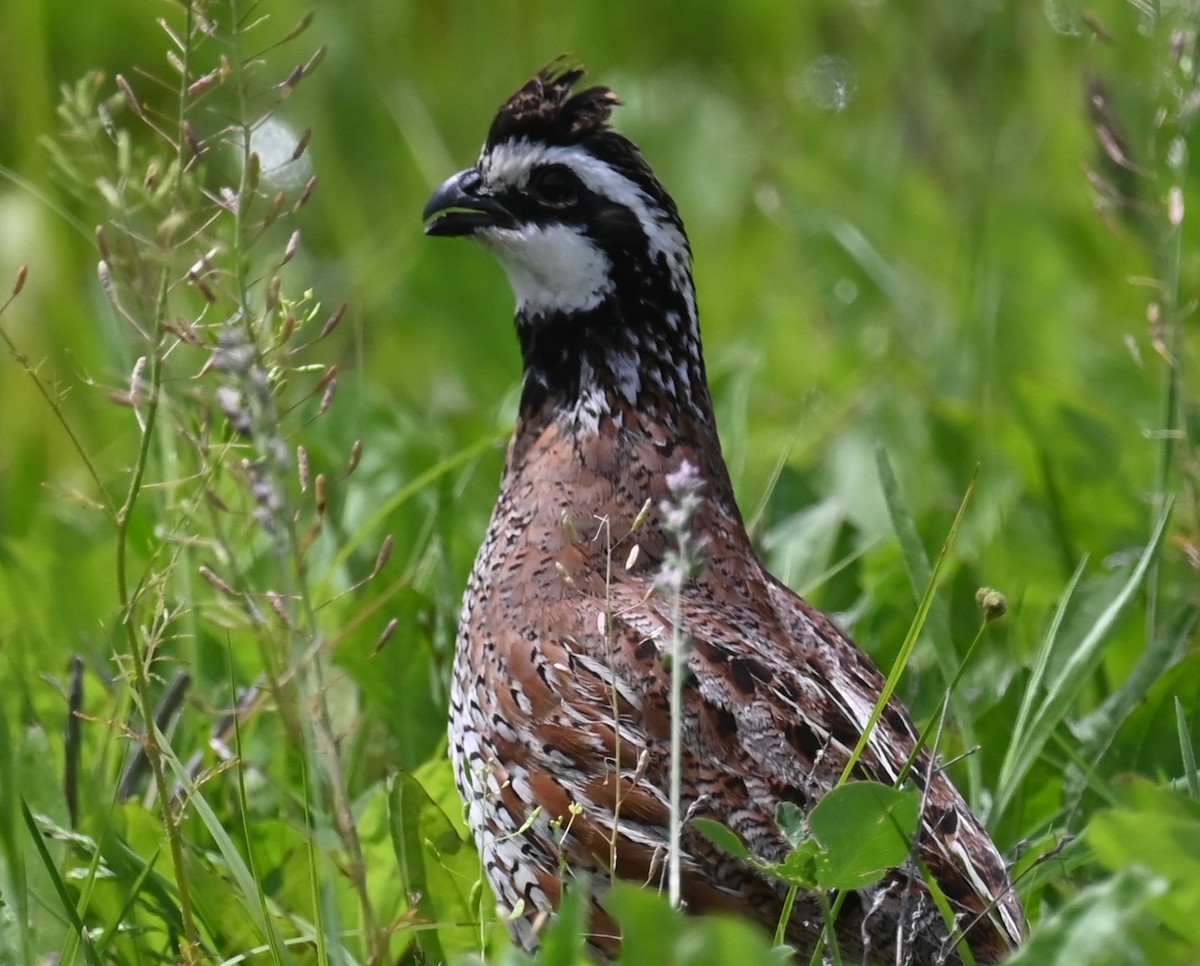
[528,166,580,208]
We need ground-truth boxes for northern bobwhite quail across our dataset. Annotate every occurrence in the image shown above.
[424,62,1025,964]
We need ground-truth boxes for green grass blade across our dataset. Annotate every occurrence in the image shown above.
[1071,602,1198,762]
[300,754,332,966]
[228,654,288,966]
[993,499,1173,823]
[839,466,975,786]
[20,800,103,966]
[154,723,294,964]
[875,445,981,795]
[996,558,1088,810]
[94,846,161,951]
[0,711,31,966]
[1178,697,1200,802]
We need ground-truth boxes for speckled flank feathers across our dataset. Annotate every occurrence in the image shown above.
[426,62,1025,964]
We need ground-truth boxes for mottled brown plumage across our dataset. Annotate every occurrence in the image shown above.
[425,62,1024,963]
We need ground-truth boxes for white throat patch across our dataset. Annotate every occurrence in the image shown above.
[479,138,695,323]
[480,222,614,316]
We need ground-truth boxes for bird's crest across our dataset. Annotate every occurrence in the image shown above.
[487,59,621,149]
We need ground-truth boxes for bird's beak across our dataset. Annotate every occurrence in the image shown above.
[423,168,511,237]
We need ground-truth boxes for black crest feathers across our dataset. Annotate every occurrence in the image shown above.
[486,59,621,149]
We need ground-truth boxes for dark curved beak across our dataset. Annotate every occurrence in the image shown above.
[423,168,511,237]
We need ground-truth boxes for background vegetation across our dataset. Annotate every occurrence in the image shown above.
[0,0,1197,963]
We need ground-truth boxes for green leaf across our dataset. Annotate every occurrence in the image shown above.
[767,839,826,890]
[995,500,1173,823]
[608,883,786,966]
[20,800,103,966]
[389,754,498,962]
[534,880,589,966]
[156,725,295,964]
[808,782,920,890]
[692,818,751,860]
[1088,777,1200,940]
[774,801,805,850]
[1005,867,1171,966]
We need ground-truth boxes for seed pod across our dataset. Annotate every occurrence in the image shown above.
[199,565,237,598]
[372,535,393,577]
[345,439,362,476]
[291,128,312,161]
[116,74,143,118]
[314,473,327,517]
[297,444,310,492]
[374,617,399,654]
[282,229,301,265]
[318,303,345,340]
[294,175,318,211]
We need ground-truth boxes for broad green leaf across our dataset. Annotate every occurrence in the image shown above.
[608,883,786,966]
[1005,867,1173,966]
[767,839,826,890]
[774,801,805,850]
[1088,778,1200,940]
[355,782,413,962]
[535,880,589,966]
[808,781,920,890]
[389,754,499,962]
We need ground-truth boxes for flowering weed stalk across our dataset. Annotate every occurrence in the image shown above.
[655,460,708,909]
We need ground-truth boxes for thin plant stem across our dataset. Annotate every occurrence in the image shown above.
[0,275,114,515]
[667,584,685,909]
[658,463,706,910]
[1146,11,1188,667]
[115,319,200,952]
[208,0,378,956]
[838,472,976,787]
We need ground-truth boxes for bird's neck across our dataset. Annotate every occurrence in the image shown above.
[514,276,714,431]
[507,287,742,525]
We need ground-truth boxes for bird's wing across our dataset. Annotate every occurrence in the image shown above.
[489,560,1022,962]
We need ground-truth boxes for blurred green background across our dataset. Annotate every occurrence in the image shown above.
[1,0,1197,962]
[0,0,1172,575]
[1,0,1181,694]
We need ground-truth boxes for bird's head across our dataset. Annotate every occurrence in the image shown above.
[424,61,710,432]
[423,61,693,322]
